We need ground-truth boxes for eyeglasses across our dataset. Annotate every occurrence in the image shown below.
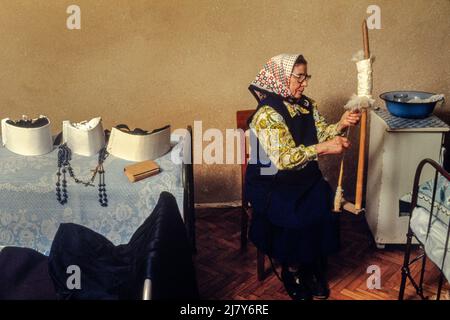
[290,73,312,85]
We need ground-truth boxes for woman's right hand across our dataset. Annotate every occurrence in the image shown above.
[315,137,350,156]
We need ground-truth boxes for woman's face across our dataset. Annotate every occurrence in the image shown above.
[289,63,308,99]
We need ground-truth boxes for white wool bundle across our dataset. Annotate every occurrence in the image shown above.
[344,50,375,111]
[407,94,445,103]
[344,94,375,111]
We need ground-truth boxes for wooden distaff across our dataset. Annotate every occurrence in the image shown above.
[333,20,370,214]
[355,20,370,211]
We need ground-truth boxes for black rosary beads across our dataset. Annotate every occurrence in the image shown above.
[56,143,109,207]
[56,144,70,204]
[97,147,108,207]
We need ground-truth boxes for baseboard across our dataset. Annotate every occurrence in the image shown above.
[195,201,242,209]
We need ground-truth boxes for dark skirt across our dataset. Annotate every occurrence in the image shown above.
[247,178,340,265]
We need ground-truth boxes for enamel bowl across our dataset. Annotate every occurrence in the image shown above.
[380,91,444,119]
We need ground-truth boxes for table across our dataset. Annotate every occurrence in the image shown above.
[0,134,187,255]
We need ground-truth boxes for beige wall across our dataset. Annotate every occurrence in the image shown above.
[0,0,449,203]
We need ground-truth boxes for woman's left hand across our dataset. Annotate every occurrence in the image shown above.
[338,110,362,131]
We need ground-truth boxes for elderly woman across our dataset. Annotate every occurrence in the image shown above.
[245,54,360,300]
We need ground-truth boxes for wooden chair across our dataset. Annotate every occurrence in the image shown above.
[183,125,196,253]
[236,110,266,281]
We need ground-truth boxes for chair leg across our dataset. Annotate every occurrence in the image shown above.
[240,207,248,250]
[257,249,265,281]
[399,228,414,300]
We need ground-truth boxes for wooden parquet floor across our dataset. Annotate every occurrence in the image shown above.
[194,207,449,300]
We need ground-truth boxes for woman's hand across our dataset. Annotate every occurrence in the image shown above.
[337,110,361,131]
[315,136,350,156]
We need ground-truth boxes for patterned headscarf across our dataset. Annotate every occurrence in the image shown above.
[249,53,302,103]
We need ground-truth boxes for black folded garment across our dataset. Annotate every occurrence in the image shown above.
[0,247,56,300]
[48,191,199,300]
[115,124,170,135]
[6,116,49,128]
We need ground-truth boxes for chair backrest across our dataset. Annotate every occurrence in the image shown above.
[236,110,255,207]
[183,125,196,252]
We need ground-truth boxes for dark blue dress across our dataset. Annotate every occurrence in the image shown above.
[245,94,340,265]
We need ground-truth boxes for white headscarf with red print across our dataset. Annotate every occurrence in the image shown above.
[249,54,301,103]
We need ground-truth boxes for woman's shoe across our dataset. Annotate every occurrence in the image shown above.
[309,275,330,300]
[310,256,330,300]
[281,267,312,301]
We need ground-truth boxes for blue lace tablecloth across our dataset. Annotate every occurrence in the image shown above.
[0,137,184,255]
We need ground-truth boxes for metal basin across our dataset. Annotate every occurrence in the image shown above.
[379,91,444,119]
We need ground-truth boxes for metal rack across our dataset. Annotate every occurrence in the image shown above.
[399,158,450,300]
